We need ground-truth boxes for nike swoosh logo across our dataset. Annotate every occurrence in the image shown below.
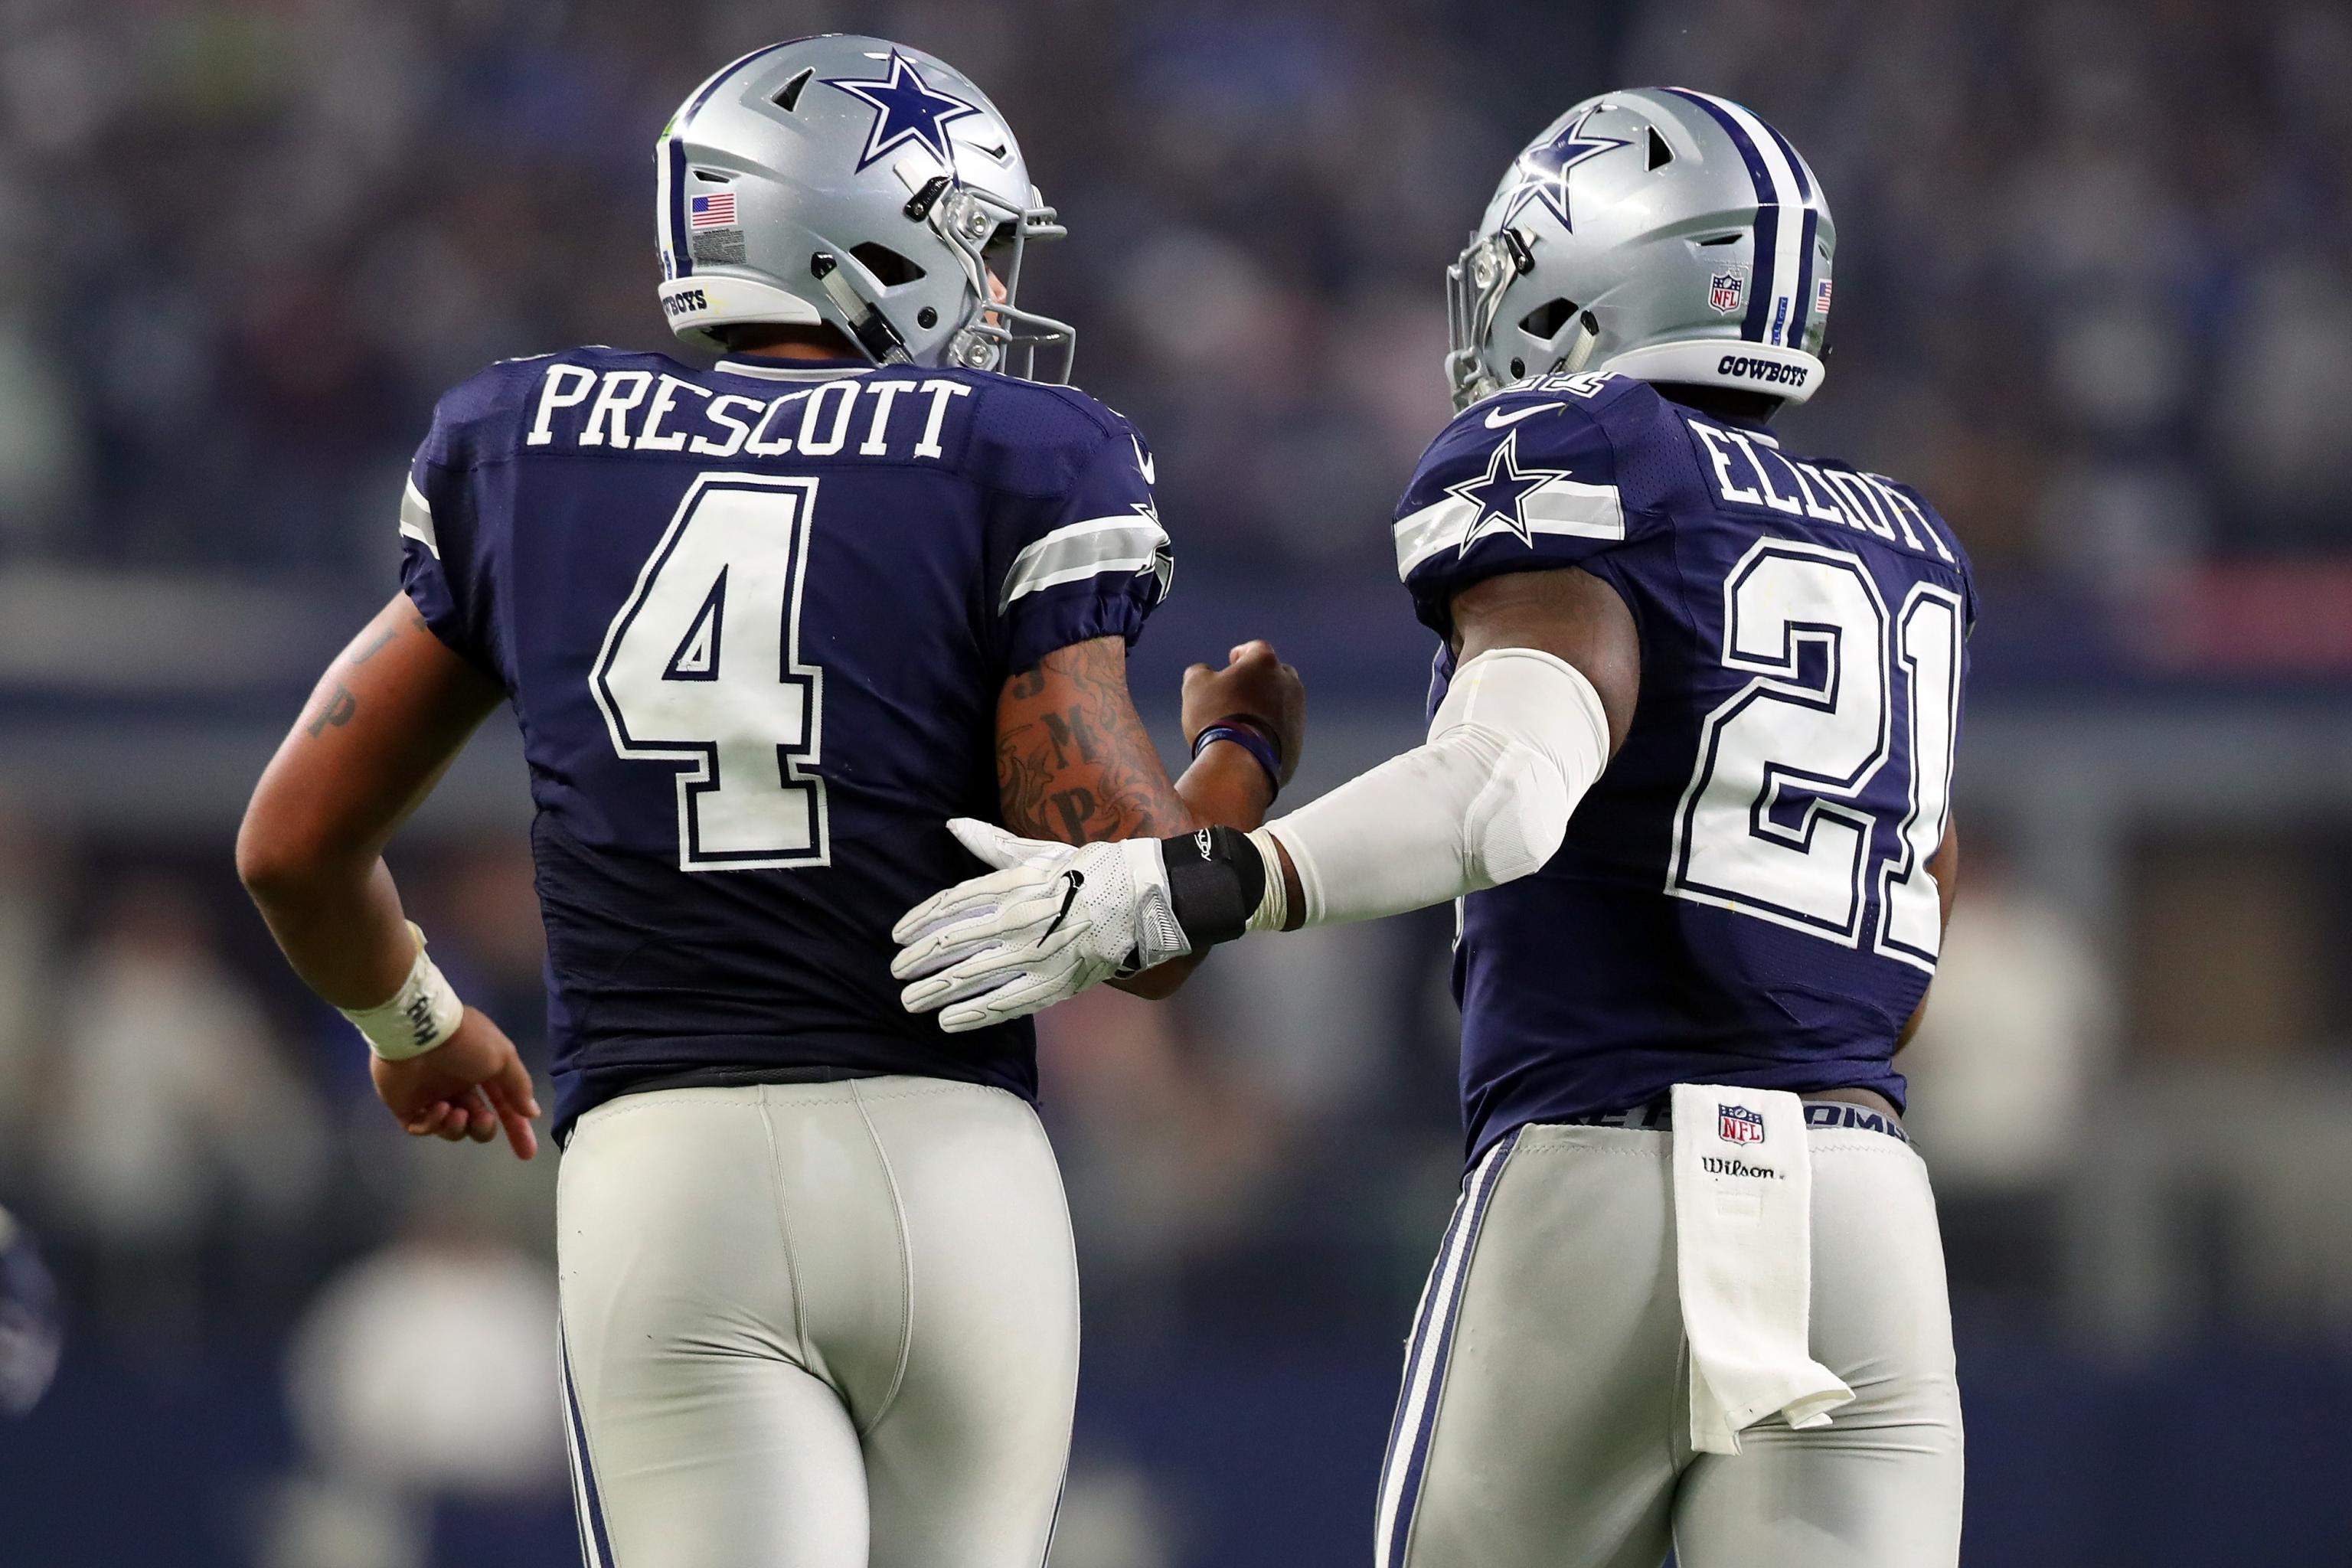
[1040,868,1086,945]
[1484,401,1565,429]
[1132,436,1156,486]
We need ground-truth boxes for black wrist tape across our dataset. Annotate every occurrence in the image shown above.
[1160,825,1267,949]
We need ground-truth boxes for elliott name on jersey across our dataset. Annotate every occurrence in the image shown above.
[1393,370,1974,1162]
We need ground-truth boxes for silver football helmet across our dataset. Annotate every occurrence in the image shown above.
[1446,87,1835,410]
[655,35,1074,381]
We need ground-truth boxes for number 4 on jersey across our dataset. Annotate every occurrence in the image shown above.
[593,474,828,871]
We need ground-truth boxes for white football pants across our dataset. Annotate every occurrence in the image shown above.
[1375,1119,1964,1568]
[556,1078,1080,1568]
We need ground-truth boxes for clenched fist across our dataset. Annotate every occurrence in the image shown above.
[1181,640,1305,787]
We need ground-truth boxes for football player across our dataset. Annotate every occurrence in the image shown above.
[894,88,1969,1567]
[237,36,1302,1568]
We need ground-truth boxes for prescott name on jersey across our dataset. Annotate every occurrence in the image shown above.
[1396,371,1975,1161]
[400,348,1171,1139]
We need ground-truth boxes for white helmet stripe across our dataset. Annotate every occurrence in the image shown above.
[1685,90,1812,350]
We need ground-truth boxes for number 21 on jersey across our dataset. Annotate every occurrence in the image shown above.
[592,473,829,871]
[1669,538,1961,972]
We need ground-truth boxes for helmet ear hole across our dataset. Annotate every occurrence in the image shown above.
[849,243,926,286]
[1517,298,1579,340]
[1509,358,1526,377]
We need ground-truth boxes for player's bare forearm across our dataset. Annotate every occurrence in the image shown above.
[1172,744,1273,834]
[237,593,506,1008]
[994,635,1297,997]
[1896,818,1960,1051]
[995,638,1210,845]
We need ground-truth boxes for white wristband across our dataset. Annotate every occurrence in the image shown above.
[1243,828,1289,933]
[341,923,464,1060]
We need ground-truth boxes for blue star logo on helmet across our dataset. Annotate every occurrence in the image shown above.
[1446,430,1571,555]
[823,50,984,172]
[1501,106,1632,233]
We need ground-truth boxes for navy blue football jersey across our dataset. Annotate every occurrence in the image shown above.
[399,349,1171,1138]
[1396,371,1975,1161]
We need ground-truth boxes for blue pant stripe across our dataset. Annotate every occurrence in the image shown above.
[560,1324,618,1568]
[1379,1128,1520,1568]
[1374,1178,1475,1511]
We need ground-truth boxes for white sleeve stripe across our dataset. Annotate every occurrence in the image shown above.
[1014,510,1155,553]
[1008,550,1168,603]
[397,474,439,558]
[1001,514,1170,607]
[1392,478,1624,578]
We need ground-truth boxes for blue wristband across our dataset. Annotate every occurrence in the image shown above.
[1192,721,1282,799]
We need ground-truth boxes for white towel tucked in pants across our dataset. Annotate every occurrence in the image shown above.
[1671,1083,1854,1453]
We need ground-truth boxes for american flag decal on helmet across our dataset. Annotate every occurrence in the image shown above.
[689,192,737,229]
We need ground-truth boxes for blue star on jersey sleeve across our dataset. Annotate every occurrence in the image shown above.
[1393,387,1633,635]
[1444,430,1573,554]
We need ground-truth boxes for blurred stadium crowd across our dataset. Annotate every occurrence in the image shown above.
[4,1,2352,1565]
[6,0,2352,581]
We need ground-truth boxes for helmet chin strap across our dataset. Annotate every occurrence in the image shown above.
[1548,311,1601,375]
[808,252,913,367]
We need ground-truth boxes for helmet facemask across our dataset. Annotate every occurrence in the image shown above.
[924,180,1074,383]
[1446,227,1604,411]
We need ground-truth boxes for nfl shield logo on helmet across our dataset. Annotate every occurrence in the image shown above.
[1718,1105,1765,1145]
[1707,266,1748,316]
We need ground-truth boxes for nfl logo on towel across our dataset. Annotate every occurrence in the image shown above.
[1718,1105,1765,1145]
[1707,268,1746,315]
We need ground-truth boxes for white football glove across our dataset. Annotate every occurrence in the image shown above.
[893,819,1192,1033]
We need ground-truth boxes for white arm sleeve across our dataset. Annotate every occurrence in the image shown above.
[1256,648,1610,929]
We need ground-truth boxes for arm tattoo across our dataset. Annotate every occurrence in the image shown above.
[303,609,424,737]
[348,626,400,664]
[997,638,1190,844]
[304,683,358,737]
